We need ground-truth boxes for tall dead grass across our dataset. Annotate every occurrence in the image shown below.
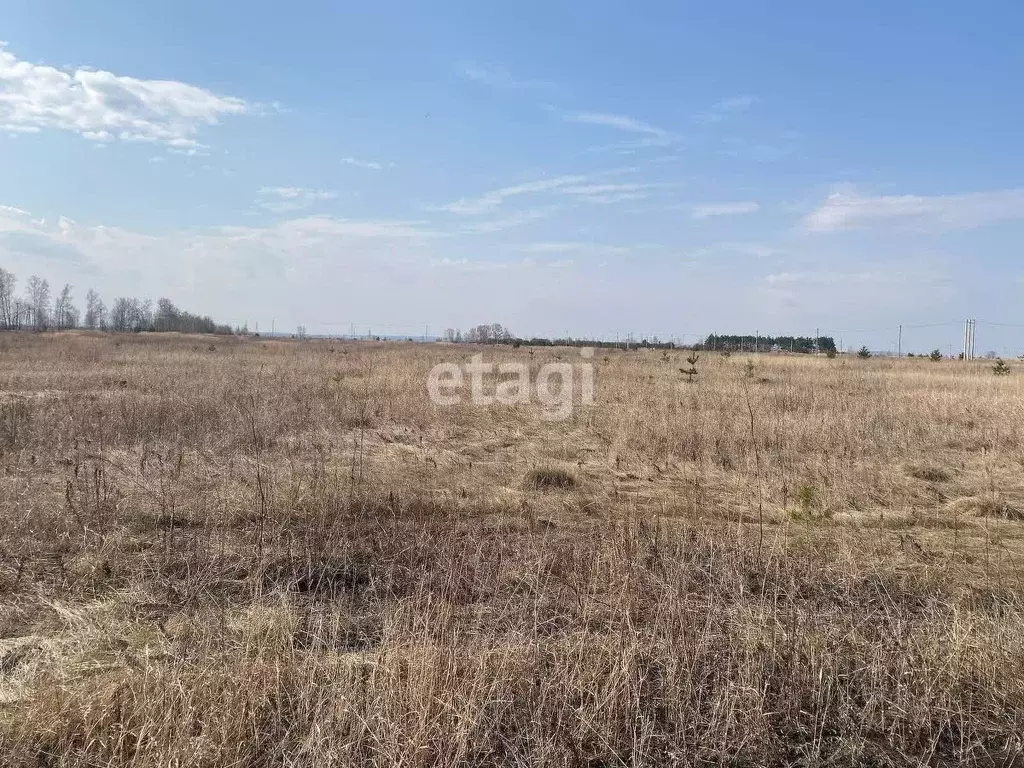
[0,333,1023,766]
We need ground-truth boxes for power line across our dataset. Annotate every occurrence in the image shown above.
[977,319,1024,328]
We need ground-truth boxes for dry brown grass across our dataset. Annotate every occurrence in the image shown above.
[1,331,1024,766]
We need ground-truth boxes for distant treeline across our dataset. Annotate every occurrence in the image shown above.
[0,267,234,335]
[696,334,838,354]
[443,324,682,350]
[442,324,838,353]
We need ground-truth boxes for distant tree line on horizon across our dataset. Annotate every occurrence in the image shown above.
[696,334,837,354]
[0,267,233,335]
[442,324,838,354]
[443,324,681,349]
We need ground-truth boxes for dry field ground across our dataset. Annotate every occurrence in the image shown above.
[1,332,1023,766]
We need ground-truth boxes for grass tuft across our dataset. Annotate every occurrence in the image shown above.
[526,466,577,490]
[905,463,951,482]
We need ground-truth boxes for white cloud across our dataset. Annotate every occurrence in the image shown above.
[719,141,795,163]
[435,174,591,215]
[562,182,669,205]
[561,183,648,196]
[718,242,778,259]
[434,173,664,215]
[269,215,438,240]
[804,187,1024,233]
[519,241,631,258]
[341,156,392,170]
[5,200,1020,353]
[0,44,248,148]
[694,95,758,124]
[746,255,960,336]
[458,63,555,91]
[760,264,953,313]
[2,123,41,134]
[256,187,338,213]
[692,201,760,219]
[563,110,674,144]
[0,203,588,334]
[0,204,31,218]
[457,207,557,234]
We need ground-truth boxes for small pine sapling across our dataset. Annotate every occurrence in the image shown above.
[679,352,699,382]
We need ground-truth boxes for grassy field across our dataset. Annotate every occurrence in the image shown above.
[1,331,1023,766]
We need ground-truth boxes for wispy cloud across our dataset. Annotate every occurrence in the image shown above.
[562,182,671,205]
[519,241,631,257]
[0,204,31,218]
[692,201,760,219]
[0,44,249,149]
[434,172,664,215]
[271,216,438,240]
[341,156,393,170]
[458,63,555,91]
[756,258,956,317]
[562,110,675,146]
[717,242,778,258]
[458,207,557,234]
[435,174,591,215]
[694,95,758,124]
[804,186,1024,233]
[256,187,337,213]
[719,135,797,163]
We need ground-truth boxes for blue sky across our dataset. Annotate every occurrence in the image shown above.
[2,0,1024,352]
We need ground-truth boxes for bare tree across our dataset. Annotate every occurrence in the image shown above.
[138,299,153,332]
[155,298,179,331]
[25,275,51,331]
[465,323,512,344]
[84,289,106,330]
[53,284,78,330]
[0,268,15,329]
[109,297,131,332]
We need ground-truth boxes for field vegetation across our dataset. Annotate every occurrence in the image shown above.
[0,332,1023,766]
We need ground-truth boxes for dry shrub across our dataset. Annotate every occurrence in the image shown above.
[904,463,951,482]
[526,466,577,490]
[950,495,1024,521]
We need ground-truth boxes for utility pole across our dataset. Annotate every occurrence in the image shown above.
[964,318,977,361]
[755,329,759,354]
[815,327,820,354]
[897,324,902,359]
